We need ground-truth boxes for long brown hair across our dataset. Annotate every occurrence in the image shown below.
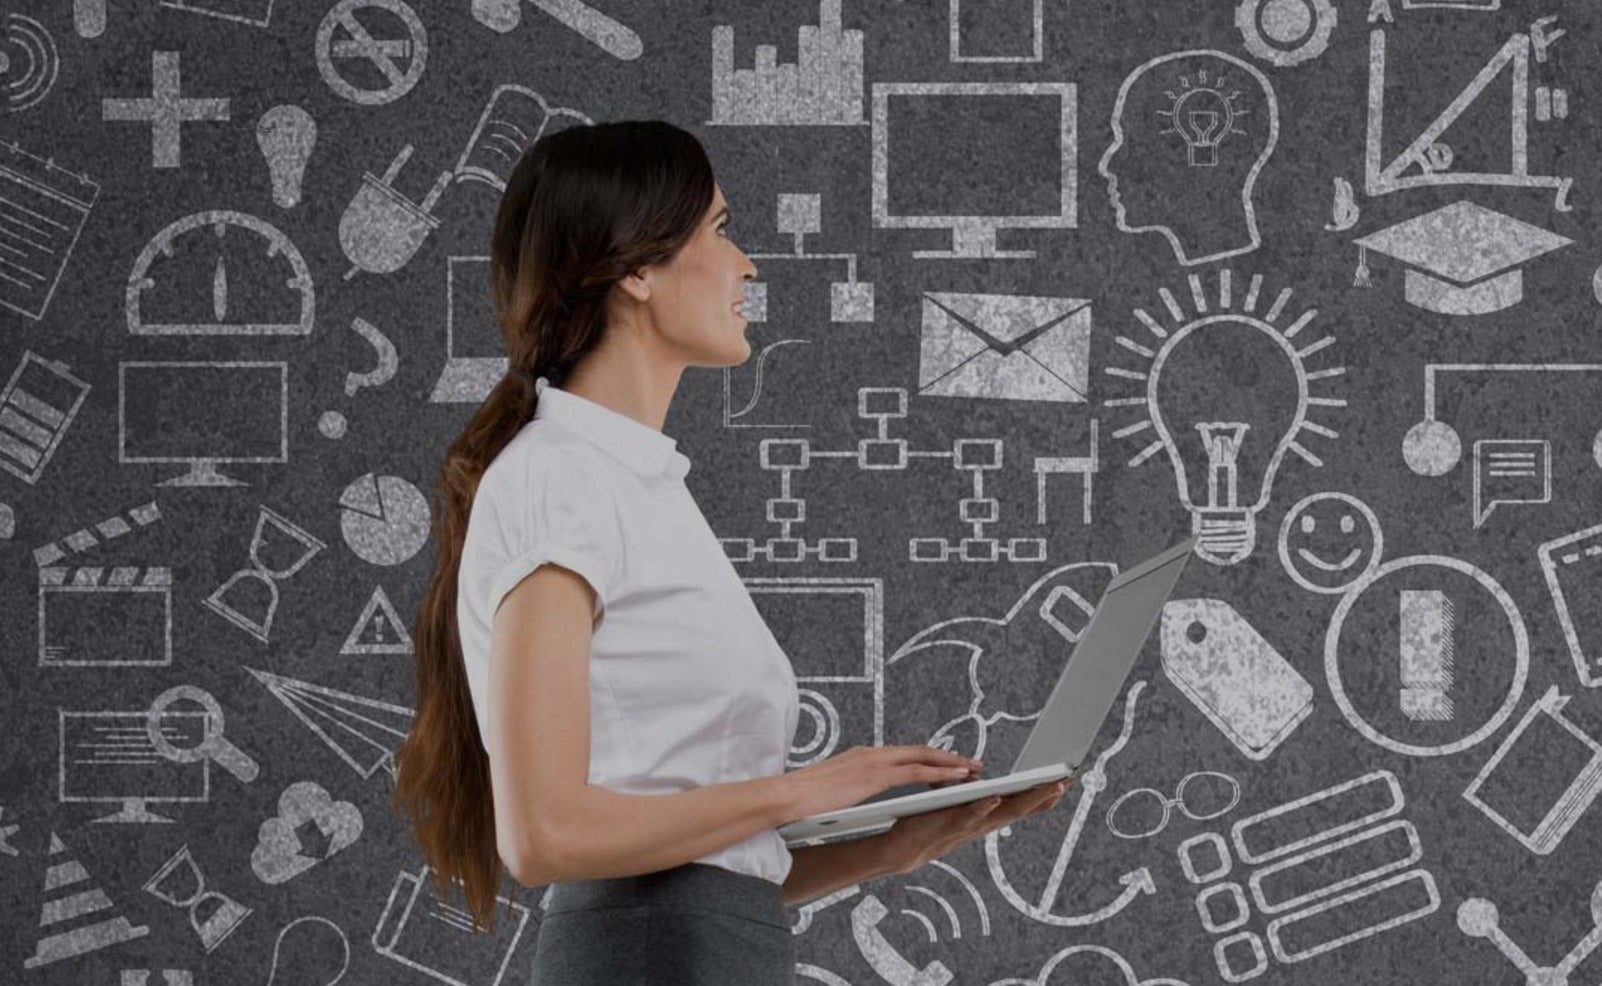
[392,120,716,931]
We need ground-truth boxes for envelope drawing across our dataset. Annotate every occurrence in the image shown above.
[918,292,1091,402]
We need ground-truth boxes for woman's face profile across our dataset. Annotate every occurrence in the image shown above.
[637,181,760,369]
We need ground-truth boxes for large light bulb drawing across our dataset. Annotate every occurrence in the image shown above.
[1104,270,1346,565]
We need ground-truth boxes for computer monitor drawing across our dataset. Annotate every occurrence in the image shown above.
[59,710,209,824]
[745,578,885,767]
[119,361,287,487]
[872,82,1076,259]
[430,256,508,403]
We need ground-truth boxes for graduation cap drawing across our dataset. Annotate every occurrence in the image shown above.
[1353,200,1572,315]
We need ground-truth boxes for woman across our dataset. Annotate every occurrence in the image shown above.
[392,119,1070,984]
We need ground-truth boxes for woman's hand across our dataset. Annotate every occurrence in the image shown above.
[778,745,984,821]
[876,774,1073,876]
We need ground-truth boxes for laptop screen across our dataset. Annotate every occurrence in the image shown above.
[1012,545,1192,773]
[447,257,504,358]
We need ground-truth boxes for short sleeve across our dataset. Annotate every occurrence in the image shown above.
[485,457,624,623]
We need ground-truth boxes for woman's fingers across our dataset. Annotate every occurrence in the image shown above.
[907,764,980,786]
[885,745,981,769]
[992,783,1066,824]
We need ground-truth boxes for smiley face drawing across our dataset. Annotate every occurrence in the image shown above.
[1278,492,1384,594]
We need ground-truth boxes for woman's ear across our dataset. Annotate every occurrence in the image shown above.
[616,268,651,304]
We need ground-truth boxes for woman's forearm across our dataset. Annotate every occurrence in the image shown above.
[781,831,902,907]
[522,774,796,885]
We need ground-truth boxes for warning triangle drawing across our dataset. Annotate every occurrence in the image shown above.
[23,831,150,968]
[341,586,412,655]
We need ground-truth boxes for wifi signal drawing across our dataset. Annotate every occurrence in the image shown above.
[2,14,59,113]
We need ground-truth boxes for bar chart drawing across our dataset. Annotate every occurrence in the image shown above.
[709,0,864,126]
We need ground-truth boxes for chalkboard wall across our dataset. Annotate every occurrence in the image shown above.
[4,1,1602,984]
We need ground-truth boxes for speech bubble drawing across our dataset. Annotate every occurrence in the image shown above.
[1472,439,1550,528]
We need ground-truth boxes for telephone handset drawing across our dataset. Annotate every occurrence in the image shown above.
[851,894,953,986]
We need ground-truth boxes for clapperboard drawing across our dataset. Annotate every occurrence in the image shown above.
[35,500,172,667]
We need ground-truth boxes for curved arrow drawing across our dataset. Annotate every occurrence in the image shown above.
[985,681,1153,926]
[1066,867,1155,927]
[985,853,1154,928]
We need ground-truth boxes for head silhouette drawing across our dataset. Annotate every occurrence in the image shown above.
[1097,50,1279,267]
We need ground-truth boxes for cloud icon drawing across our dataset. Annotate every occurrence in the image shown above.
[252,780,363,884]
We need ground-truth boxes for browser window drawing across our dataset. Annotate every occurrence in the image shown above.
[452,85,592,193]
[872,81,1075,260]
[918,292,1090,403]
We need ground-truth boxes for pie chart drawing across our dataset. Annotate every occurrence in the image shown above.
[339,474,430,566]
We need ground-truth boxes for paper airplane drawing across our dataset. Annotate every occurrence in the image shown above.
[246,667,413,779]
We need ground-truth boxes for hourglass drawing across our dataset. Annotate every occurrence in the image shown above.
[202,505,325,643]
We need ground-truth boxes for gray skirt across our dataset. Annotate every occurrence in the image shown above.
[530,862,795,985]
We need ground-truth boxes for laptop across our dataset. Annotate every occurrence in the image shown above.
[429,256,508,404]
[777,536,1196,845]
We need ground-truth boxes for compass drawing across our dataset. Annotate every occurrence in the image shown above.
[126,210,314,336]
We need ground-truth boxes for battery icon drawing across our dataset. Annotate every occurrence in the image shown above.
[0,351,89,485]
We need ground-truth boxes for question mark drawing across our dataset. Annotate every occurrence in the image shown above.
[319,317,399,439]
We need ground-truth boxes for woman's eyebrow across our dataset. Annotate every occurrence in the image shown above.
[712,206,729,224]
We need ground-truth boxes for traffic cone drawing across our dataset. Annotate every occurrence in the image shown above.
[23,832,149,968]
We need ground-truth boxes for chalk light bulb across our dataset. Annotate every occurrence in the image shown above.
[257,105,317,209]
[1104,272,1344,568]
[1147,320,1306,565]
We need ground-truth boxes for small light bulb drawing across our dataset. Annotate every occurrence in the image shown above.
[1158,68,1248,167]
[1104,269,1346,566]
[257,105,317,209]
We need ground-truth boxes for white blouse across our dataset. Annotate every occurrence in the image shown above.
[456,380,801,885]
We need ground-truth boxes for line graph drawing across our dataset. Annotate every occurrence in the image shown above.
[724,338,813,429]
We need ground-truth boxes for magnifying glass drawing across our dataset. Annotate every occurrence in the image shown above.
[146,685,260,783]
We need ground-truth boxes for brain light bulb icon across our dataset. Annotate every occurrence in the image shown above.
[1098,50,1279,267]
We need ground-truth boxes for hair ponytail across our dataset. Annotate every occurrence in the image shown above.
[391,120,715,931]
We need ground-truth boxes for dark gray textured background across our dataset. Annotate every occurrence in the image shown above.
[4,0,1602,983]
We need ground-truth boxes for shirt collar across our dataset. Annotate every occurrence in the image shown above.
[533,381,692,480]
